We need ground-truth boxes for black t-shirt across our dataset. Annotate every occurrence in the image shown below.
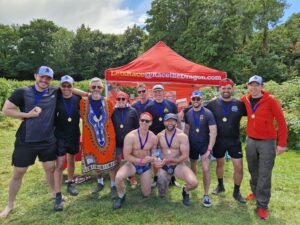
[131,99,153,117]
[206,97,246,140]
[8,85,58,142]
[185,107,216,144]
[112,106,139,147]
[144,99,178,134]
[54,93,81,140]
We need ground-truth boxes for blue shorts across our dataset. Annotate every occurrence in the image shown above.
[162,165,177,175]
[134,163,151,175]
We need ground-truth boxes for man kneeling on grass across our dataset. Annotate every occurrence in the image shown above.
[154,113,198,206]
[113,112,158,209]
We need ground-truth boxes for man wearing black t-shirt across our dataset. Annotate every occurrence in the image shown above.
[184,90,217,207]
[144,84,179,187]
[206,79,247,203]
[53,75,81,211]
[1,66,58,218]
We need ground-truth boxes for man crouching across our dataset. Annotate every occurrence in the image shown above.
[113,112,158,209]
[154,113,198,206]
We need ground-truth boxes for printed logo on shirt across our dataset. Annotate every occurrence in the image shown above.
[231,106,238,112]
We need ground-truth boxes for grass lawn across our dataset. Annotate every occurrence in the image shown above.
[0,118,299,225]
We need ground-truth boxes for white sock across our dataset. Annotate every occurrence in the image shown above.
[111,180,115,187]
[97,178,104,185]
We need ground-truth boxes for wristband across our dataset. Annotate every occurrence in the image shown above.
[167,159,174,164]
[139,158,143,165]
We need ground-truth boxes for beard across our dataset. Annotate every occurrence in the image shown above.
[166,125,176,132]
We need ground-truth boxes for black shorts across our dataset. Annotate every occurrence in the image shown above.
[189,142,208,160]
[212,138,243,159]
[12,138,57,167]
[56,137,80,157]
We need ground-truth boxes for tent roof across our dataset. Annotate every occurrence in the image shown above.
[105,41,226,85]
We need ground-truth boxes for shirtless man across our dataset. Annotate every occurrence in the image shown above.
[154,113,198,206]
[113,112,158,209]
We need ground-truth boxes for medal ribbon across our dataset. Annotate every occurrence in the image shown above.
[155,100,165,118]
[192,107,204,129]
[219,97,233,118]
[138,128,149,150]
[32,84,47,105]
[62,96,74,119]
[246,97,261,115]
[89,95,103,118]
[120,108,127,125]
[165,129,176,149]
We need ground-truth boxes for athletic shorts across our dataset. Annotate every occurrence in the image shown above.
[12,138,57,167]
[189,142,208,160]
[212,138,243,159]
[56,137,80,157]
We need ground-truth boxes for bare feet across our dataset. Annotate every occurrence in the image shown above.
[0,205,14,218]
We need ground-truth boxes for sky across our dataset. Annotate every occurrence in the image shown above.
[0,0,299,34]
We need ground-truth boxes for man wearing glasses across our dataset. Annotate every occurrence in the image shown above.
[205,79,247,204]
[132,83,153,117]
[53,75,81,211]
[113,112,158,209]
[184,90,217,207]
[80,77,117,197]
[154,113,198,206]
[112,92,139,170]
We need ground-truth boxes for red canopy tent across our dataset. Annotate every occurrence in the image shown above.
[105,41,227,107]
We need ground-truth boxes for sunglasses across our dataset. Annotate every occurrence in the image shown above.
[140,119,151,123]
[61,84,72,88]
[137,90,146,94]
[91,85,102,90]
[192,97,202,101]
[117,97,126,101]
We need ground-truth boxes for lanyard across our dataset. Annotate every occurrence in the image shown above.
[32,84,47,105]
[62,96,74,119]
[138,128,149,150]
[165,129,176,149]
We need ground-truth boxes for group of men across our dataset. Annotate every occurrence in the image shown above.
[0,66,287,221]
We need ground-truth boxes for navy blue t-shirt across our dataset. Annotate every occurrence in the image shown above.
[185,107,216,144]
[131,99,153,117]
[144,99,178,134]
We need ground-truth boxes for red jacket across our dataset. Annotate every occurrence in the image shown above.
[241,91,288,147]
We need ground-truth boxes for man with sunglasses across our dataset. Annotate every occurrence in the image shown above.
[1,66,58,218]
[53,75,81,211]
[80,77,117,198]
[205,79,247,204]
[132,83,153,117]
[112,92,139,169]
[154,113,198,206]
[241,75,287,220]
[113,112,158,209]
[184,90,217,207]
[144,84,179,187]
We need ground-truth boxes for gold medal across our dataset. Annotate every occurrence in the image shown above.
[251,114,255,119]
[222,117,227,122]
[159,117,163,122]
[67,117,72,122]
[196,128,200,133]
[120,124,124,129]
[167,149,171,154]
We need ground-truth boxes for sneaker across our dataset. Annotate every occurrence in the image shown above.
[169,177,181,188]
[113,195,126,210]
[92,183,104,194]
[233,191,246,203]
[257,207,268,220]
[212,185,225,194]
[202,195,212,207]
[182,188,190,206]
[110,186,118,199]
[67,182,79,196]
[245,193,256,201]
[54,195,63,211]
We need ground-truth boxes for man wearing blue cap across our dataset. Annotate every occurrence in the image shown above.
[154,113,198,206]
[1,66,58,218]
[184,90,217,207]
[53,75,82,211]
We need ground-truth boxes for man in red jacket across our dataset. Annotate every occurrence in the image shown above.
[241,75,288,220]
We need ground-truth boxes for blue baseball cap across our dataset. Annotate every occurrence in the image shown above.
[248,75,263,85]
[60,75,74,84]
[164,113,177,121]
[36,66,54,78]
[191,90,203,98]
